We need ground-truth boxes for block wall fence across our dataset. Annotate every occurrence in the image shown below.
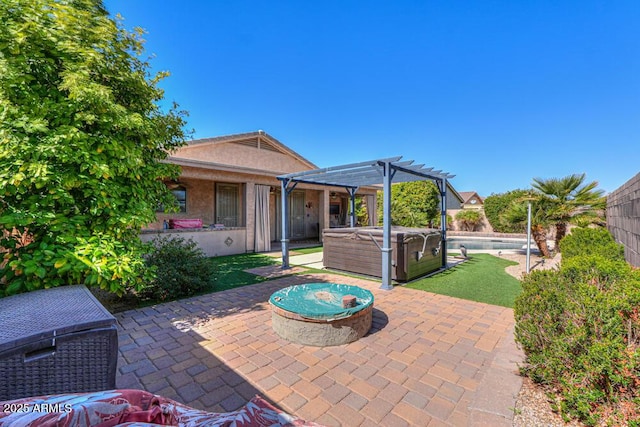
[607,173,640,267]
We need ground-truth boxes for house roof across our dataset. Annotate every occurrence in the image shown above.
[182,131,318,170]
[459,191,483,204]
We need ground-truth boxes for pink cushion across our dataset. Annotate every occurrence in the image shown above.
[168,219,203,229]
[0,389,324,427]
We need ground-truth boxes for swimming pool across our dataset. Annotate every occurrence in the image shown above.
[446,237,533,251]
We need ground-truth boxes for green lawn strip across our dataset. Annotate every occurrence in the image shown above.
[99,253,284,312]
[405,253,521,308]
[208,253,280,291]
[103,252,520,313]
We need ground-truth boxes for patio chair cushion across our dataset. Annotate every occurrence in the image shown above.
[0,389,324,427]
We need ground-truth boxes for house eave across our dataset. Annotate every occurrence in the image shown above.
[167,157,283,177]
[166,157,379,192]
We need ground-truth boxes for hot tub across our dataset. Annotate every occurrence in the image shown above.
[322,226,443,281]
[269,283,374,346]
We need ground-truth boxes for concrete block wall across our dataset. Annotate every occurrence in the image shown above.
[607,172,640,267]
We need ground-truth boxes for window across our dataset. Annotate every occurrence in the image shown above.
[172,186,187,212]
[216,183,240,227]
[157,185,186,213]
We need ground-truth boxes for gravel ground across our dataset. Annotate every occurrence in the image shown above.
[513,377,584,427]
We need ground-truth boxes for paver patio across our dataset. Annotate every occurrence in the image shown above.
[115,272,524,426]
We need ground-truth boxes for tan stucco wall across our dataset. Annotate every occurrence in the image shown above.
[143,142,376,256]
[175,142,312,174]
[140,229,247,257]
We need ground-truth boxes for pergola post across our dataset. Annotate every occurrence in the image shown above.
[440,178,448,267]
[280,178,297,269]
[347,187,358,227]
[381,161,394,290]
[277,157,454,287]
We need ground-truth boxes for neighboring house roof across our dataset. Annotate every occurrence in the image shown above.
[171,131,317,173]
[459,191,483,206]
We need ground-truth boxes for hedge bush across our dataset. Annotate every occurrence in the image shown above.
[140,236,215,301]
[559,227,625,261]
[483,190,529,233]
[515,231,640,425]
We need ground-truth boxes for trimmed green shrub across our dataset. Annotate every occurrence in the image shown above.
[561,255,632,288]
[140,236,215,301]
[559,227,625,261]
[515,254,640,425]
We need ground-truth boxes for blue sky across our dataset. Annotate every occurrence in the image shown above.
[104,0,639,197]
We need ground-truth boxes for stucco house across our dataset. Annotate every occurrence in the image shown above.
[458,191,483,209]
[448,190,491,232]
[141,131,378,256]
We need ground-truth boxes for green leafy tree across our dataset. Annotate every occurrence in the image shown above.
[431,213,452,230]
[0,0,188,296]
[483,190,529,233]
[531,174,606,250]
[454,209,483,231]
[377,181,440,227]
[346,196,370,226]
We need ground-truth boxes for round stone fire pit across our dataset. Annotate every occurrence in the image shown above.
[269,283,374,347]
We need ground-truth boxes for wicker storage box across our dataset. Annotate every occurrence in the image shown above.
[0,285,118,400]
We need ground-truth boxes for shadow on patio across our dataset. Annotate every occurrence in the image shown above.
[115,272,524,426]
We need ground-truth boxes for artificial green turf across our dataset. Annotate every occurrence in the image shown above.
[405,253,521,308]
[208,253,280,291]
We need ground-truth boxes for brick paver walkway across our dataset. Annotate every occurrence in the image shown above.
[115,273,524,426]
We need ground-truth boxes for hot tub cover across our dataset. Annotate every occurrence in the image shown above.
[270,283,374,320]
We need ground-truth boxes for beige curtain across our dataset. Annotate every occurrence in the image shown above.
[366,195,375,226]
[254,185,271,252]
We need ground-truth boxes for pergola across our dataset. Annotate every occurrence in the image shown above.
[277,156,455,290]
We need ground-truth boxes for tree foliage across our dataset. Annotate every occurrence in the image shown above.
[500,192,555,257]
[0,0,188,296]
[431,213,452,230]
[483,189,529,233]
[496,176,605,258]
[376,181,440,227]
[531,173,606,250]
[454,209,483,231]
[347,196,370,226]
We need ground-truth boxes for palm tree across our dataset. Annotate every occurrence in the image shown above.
[501,195,554,258]
[531,174,606,250]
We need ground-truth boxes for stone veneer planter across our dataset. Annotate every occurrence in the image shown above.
[269,283,374,347]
